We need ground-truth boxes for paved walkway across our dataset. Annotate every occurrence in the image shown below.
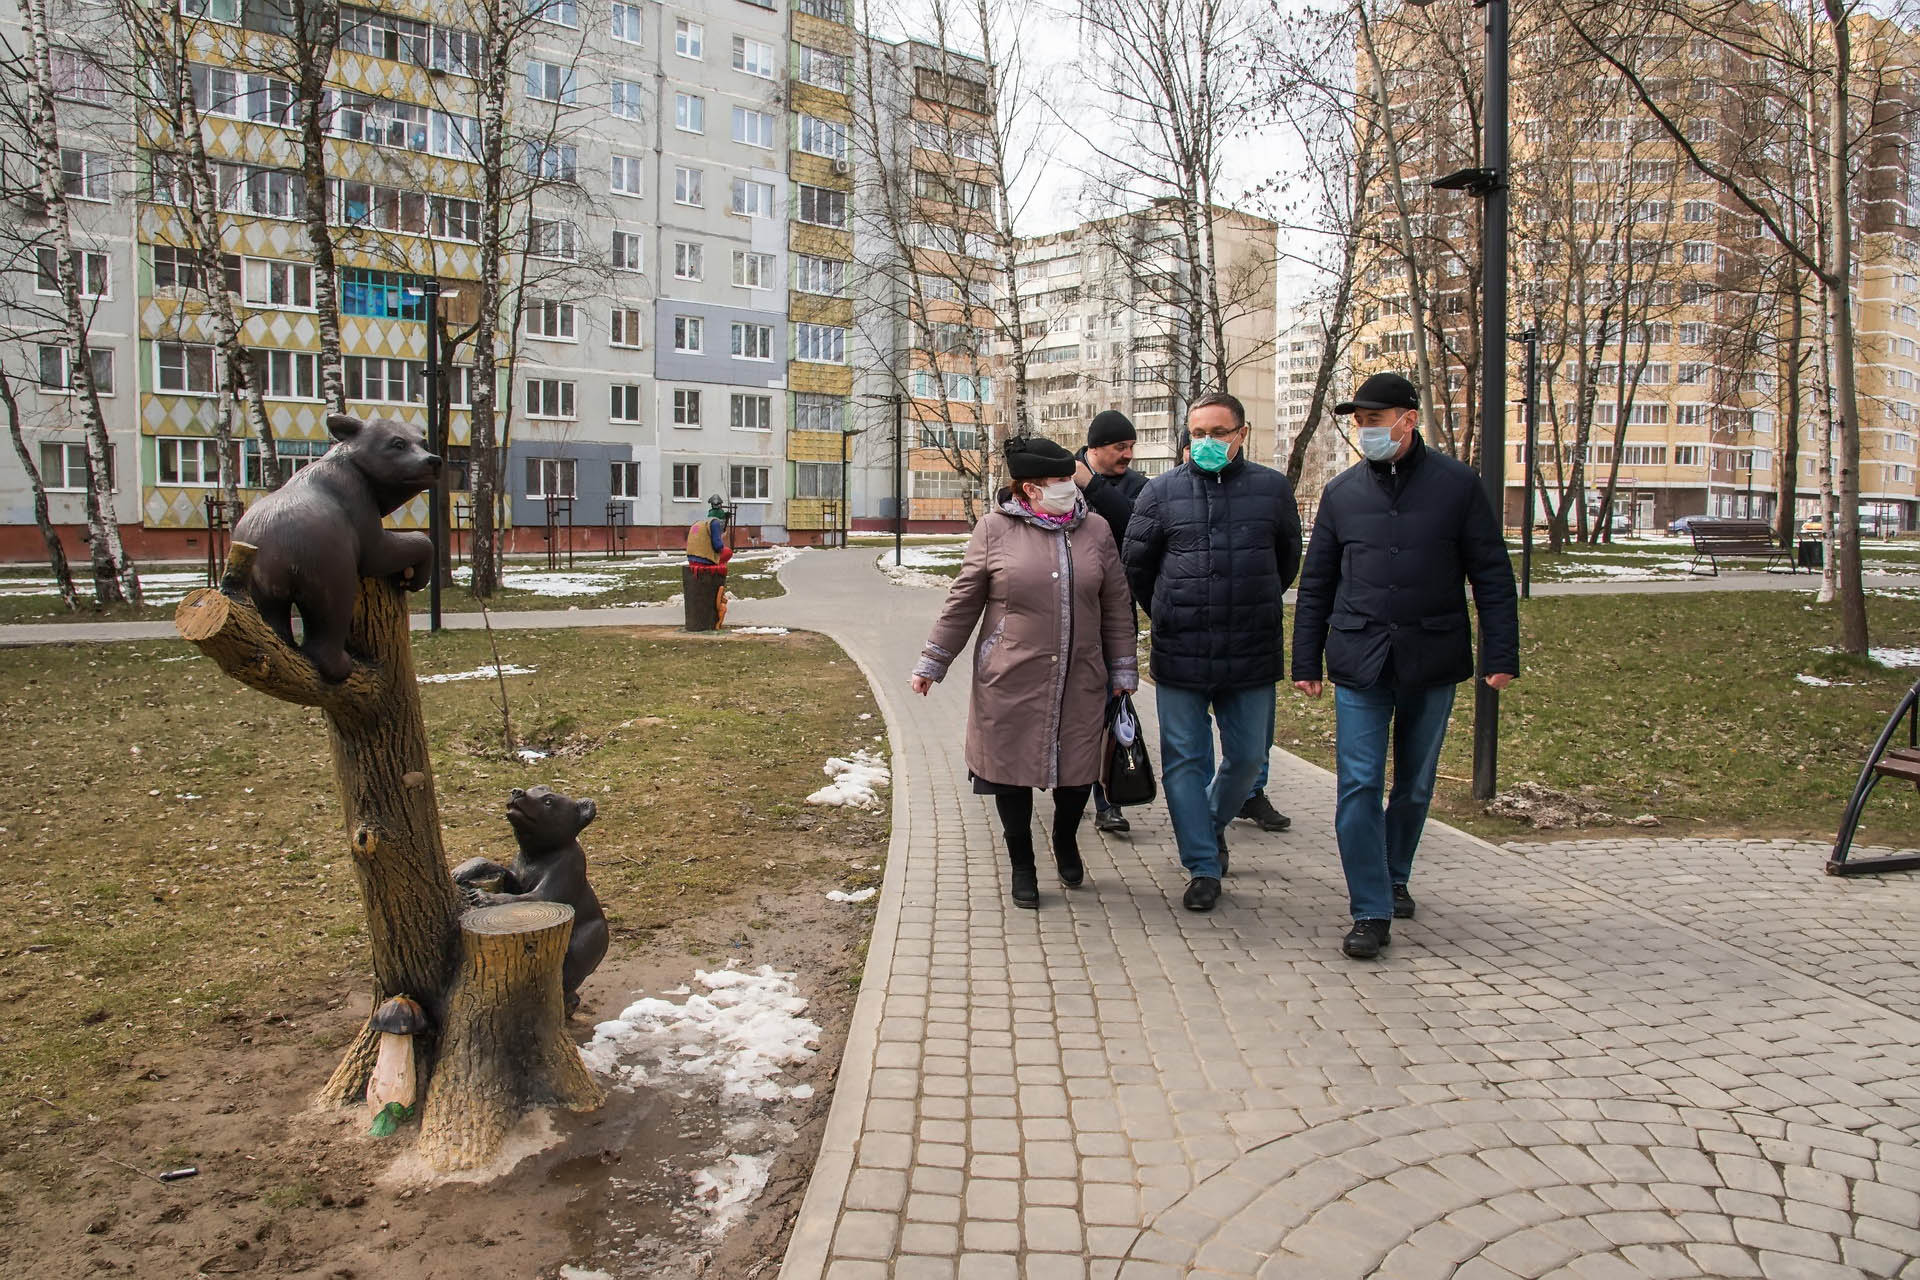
[755,552,1920,1280]
[8,550,1920,1278]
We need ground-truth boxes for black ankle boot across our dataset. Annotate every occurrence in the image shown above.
[1004,828,1040,908]
[1053,831,1085,887]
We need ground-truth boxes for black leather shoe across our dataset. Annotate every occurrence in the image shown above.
[1237,790,1292,832]
[1342,919,1392,959]
[1183,876,1221,912]
[1054,841,1085,888]
[1094,806,1130,834]
[1010,861,1039,908]
[1392,884,1416,919]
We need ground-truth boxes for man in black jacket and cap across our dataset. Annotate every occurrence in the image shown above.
[1290,372,1519,959]
[1074,409,1148,833]
[1124,391,1303,913]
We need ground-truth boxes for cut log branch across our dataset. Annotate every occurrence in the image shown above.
[416,902,604,1170]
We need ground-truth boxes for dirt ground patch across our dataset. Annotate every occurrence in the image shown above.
[0,627,888,1277]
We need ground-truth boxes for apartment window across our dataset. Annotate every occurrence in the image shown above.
[157,437,224,485]
[610,383,642,423]
[731,323,773,360]
[794,393,844,433]
[610,0,643,42]
[1677,363,1707,385]
[152,245,206,291]
[1637,363,1670,386]
[339,267,425,320]
[912,469,976,499]
[1675,403,1708,426]
[612,230,644,271]
[674,166,703,206]
[674,18,703,57]
[672,389,702,426]
[609,80,644,120]
[432,195,482,242]
[732,393,772,431]
[525,457,576,497]
[36,345,114,395]
[794,254,847,297]
[733,251,773,289]
[1683,241,1714,264]
[51,48,110,105]
[797,45,848,90]
[181,0,239,20]
[672,462,701,498]
[610,307,644,348]
[794,323,846,364]
[1679,322,1707,346]
[673,315,703,353]
[674,241,704,280]
[249,348,318,399]
[524,299,578,340]
[730,465,770,500]
[40,440,114,491]
[37,248,110,298]
[794,462,843,498]
[732,36,776,78]
[524,60,576,104]
[525,378,577,418]
[530,217,579,260]
[345,355,424,403]
[796,0,847,21]
[60,148,110,201]
[796,184,847,228]
[156,342,217,394]
[1684,200,1715,223]
[674,93,705,133]
[732,107,776,148]
[238,257,315,309]
[730,178,774,217]
[529,0,577,26]
[525,141,577,182]
[797,115,848,161]
[610,154,644,196]
[610,460,640,498]
[1674,444,1705,466]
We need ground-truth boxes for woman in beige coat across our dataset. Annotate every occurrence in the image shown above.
[910,437,1139,907]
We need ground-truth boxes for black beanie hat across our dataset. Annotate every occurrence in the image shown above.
[1003,436,1076,480]
[1087,409,1136,448]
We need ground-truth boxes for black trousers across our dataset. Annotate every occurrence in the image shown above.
[993,785,1093,864]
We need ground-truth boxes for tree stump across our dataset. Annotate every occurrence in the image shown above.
[681,565,723,631]
[416,902,605,1170]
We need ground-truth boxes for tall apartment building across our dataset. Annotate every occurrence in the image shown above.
[0,0,879,564]
[1273,305,1347,501]
[1350,12,1920,533]
[1011,203,1278,481]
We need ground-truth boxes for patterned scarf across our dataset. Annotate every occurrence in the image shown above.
[1016,495,1079,528]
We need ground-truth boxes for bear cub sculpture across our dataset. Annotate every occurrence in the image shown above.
[232,412,441,682]
[452,785,609,1014]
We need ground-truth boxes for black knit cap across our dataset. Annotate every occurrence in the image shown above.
[1087,409,1136,448]
[1003,436,1076,480]
[1334,372,1419,414]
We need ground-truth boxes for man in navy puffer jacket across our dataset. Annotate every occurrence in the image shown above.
[1123,392,1303,913]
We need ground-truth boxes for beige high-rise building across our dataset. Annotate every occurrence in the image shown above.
[1273,306,1348,503]
[1005,203,1277,478]
[1349,8,1920,534]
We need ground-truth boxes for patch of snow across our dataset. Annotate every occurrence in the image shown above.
[790,1083,815,1100]
[686,1153,773,1239]
[559,1269,615,1280]
[514,747,549,762]
[732,626,790,635]
[825,887,877,904]
[1822,645,1920,668]
[418,663,537,684]
[501,569,626,597]
[1795,674,1833,687]
[580,964,821,1103]
[806,749,891,810]
[877,557,954,590]
[889,545,966,569]
[0,569,205,603]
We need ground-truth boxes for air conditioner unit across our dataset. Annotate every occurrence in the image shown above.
[832,159,851,176]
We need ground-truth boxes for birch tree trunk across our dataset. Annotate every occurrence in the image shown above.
[0,366,78,608]
[22,0,139,605]
[1824,0,1868,653]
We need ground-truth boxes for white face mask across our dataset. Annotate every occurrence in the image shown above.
[1032,479,1078,515]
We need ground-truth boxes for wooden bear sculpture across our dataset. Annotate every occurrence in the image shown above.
[232,412,441,682]
[452,786,609,1012]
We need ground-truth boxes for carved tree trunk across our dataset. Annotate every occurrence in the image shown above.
[416,903,604,1170]
[176,544,593,1170]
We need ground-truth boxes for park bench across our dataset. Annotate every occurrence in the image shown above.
[1685,518,1796,576]
[1829,676,1920,875]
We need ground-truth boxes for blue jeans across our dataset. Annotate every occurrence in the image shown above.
[1334,683,1457,921]
[1156,683,1275,879]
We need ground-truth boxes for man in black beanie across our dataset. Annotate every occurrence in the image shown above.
[1075,409,1148,833]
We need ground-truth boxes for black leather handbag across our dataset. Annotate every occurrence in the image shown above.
[1102,694,1156,807]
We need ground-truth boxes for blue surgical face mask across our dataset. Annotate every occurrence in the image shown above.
[1358,426,1400,462]
[1190,436,1232,472]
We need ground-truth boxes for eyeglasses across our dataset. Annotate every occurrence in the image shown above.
[1187,425,1244,441]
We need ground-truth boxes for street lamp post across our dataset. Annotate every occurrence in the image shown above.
[422,278,444,633]
[1420,0,1509,802]
[854,390,908,565]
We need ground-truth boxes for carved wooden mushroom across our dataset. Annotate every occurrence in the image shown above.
[366,995,427,1129]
